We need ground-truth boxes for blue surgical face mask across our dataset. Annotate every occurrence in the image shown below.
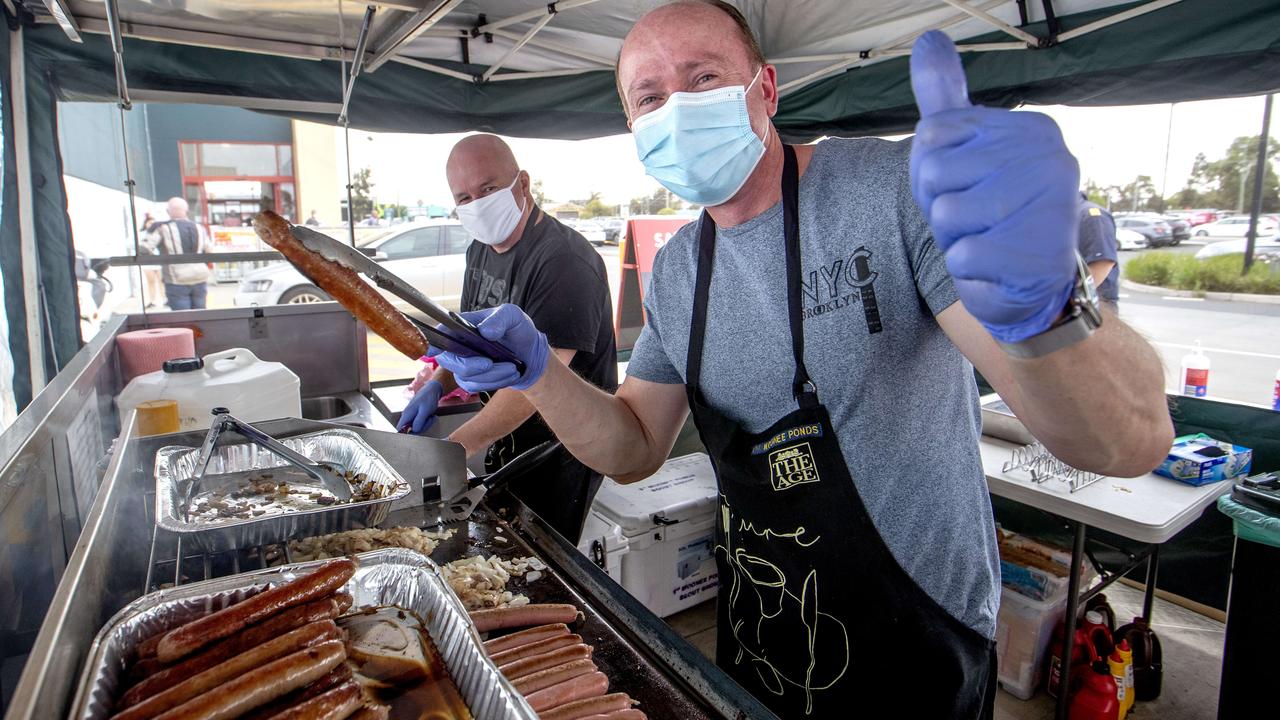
[632,67,769,207]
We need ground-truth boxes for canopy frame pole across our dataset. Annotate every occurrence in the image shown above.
[338,5,377,124]
[102,0,131,109]
[50,17,345,62]
[389,55,475,81]
[365,0,465,72]
[476,0,600,34]
[938,0,1040,46]
[777,0,1006,95]
[481,11,556,82]
[486,27,615,67]
[40,0,82,42]
[10,25,45,393]
[1243,94,1274,273]
[116,105,149,328]
[1056,0,1185,42]
[337,0,357,247]
[487,67,596,82]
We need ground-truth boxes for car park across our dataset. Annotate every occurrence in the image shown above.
[1194,232,1280,259]
[235,219,471,312]
[1116,227,1149,250]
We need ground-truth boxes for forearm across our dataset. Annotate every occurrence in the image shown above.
[448,389,536,458]
[431,366,458,395]
[998,309,1173,477]
[523,357,675,482]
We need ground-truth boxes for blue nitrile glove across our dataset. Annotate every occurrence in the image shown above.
[398,380,443,434]
[427,305,550,393]
[908,30,1080,344]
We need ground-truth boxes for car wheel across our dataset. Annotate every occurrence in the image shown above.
[279,285,332,304]
[1195,229,1208,237]
[1170,238,1181,246]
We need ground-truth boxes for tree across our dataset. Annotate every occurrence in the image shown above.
[1111,175,1159,212]
[1082,179,1108,208]
[532,179,546,206]
[1165,137,1280,213]
[350,167,375,219]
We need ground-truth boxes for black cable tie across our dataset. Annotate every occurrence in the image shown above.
[859,50,870,60]
[547,2,558,14]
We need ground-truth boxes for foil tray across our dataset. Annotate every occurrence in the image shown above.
[69,548,538,720]
[155,428,411,551]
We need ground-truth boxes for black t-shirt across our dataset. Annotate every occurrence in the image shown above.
[461,207,618,398]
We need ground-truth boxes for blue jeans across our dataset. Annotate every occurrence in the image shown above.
[165,282,208,310]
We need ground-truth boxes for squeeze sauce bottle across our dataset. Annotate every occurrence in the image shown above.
[1272,368,1279,411]
[1117,640,1136,713]
[1180,340,1210,397]
[1108,650,1128,719]
[1069,661,1121,720]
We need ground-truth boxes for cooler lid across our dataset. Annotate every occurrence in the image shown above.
[596,453,719,534]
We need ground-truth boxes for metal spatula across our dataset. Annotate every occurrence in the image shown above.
[427,440,562,525]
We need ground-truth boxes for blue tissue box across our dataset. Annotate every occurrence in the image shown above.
[1156,433,1252,486]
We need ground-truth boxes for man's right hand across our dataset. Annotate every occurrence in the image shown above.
[429,305,550,393]
[398,380,444,434]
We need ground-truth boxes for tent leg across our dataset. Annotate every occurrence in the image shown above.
[10,25,45,394]
[1243,93,1274,273]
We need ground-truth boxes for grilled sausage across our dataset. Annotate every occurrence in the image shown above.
[511,659,597,696]
[252,211,429,360]
[489,634,581,667]
[261,681,363,720]
[152,640,346,720]
[500,644,593,681]
[525,672,610,713]
[156,559,355,662]
[121,598,342,708]
[241,665,354,720]
[111,621,341,720]
[482,624,572,655]
[537,694,638,720]
[470,604,580,633]
[133,589,266,661]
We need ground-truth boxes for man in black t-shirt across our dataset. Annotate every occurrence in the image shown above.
[400,134,617,542]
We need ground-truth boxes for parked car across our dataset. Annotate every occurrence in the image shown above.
[234,219,472,313]
[571,220,608,246]
[1193,216,1280,238]
[1114,216,1174,247]
[1117,212,1189,245]
[1195,232,1280,260]
[1185,209,1219,226]
[1115,227,1149,251]
[600,218,625,245]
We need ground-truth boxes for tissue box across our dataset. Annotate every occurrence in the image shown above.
[1156,433,1253,486]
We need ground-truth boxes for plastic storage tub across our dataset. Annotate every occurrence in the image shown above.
[995,584,1068,700]
[577,453,720,618]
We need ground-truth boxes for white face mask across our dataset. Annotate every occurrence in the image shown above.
[455,175,525,246]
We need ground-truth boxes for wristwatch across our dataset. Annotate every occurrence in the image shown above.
[998,253,1103,359]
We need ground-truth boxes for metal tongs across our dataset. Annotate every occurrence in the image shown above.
[429,440,562,525]
[181,408,353,519]
[287,224,526,373]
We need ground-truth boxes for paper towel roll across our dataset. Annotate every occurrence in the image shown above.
[117,328,196,383]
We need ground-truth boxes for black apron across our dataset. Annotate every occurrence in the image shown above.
[684,145,997,718]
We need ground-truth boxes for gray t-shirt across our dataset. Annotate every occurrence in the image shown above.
[627,137,1001,639]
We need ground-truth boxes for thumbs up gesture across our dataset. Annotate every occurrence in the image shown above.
[909,31,1081,344]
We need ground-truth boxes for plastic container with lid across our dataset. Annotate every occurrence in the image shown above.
[116,348,301,431]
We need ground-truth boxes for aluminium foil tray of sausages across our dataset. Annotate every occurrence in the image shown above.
[69,548,538,720]
[154,428,412,552]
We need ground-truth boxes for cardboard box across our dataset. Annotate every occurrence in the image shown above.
[1156,433,1252,486]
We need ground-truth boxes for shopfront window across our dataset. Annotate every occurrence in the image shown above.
[196,142,279,177]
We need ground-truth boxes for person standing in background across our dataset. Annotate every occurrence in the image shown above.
[145,197,211,310]
[1078,192,1120,306]
[305,210,321,227]
[139,212,165,309]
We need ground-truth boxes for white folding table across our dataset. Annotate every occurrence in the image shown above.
[979,437,1231,719]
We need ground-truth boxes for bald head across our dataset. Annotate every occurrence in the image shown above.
[446,134,527,204]
[166,197,189,219]
[618,1,766,120]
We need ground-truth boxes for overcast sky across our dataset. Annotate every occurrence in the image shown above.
[341,94,1276,211]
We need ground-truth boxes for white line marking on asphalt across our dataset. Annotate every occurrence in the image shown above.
[1117,293,1130,299]
[1155,342,1280,360]
[1161,296,1204,301]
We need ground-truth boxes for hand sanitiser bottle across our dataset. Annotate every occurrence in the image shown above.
[1180,341,1210,398]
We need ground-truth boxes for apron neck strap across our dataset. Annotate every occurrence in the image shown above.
[686,145,817,405]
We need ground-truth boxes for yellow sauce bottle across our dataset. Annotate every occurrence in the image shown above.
[1117,639,1136,714]
[1109,649,1129,719]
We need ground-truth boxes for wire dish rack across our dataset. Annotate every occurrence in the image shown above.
[1001,441,1103,493]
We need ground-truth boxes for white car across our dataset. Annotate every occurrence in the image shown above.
[1193,216,1279,238]
[1195,233,1280,260]
[235,220,473,312]
[571,220,608,246]
[1116,228,1148,251]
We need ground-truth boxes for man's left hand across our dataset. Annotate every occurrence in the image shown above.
[909,30,1080,344]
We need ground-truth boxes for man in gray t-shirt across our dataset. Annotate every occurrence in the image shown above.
[429,2,1173,716]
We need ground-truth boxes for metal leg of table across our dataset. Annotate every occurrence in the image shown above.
[1142,543,1160,622]
[1055,521,1087,720]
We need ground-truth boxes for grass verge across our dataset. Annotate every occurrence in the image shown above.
[1123,252,1280,295]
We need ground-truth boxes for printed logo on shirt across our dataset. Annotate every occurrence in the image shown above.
[799,246,883,334]
[768,442,821,491]
[751,423,824,455]
[469,268,512,307]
